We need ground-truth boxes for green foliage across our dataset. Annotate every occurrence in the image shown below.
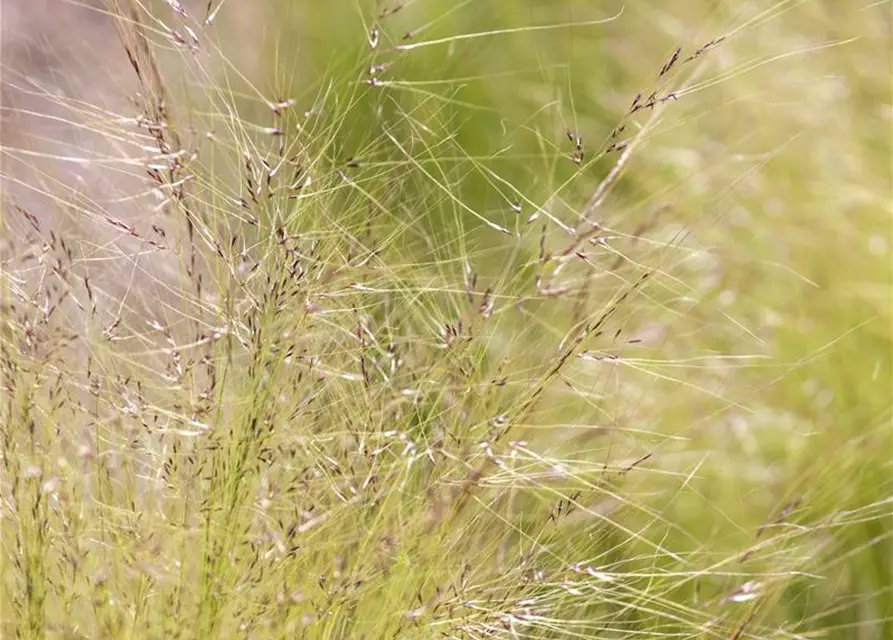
[1,0,889,638]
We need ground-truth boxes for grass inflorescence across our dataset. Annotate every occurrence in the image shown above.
[1,0,890,638]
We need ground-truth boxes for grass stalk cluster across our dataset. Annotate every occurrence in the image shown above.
[1,0,890,638]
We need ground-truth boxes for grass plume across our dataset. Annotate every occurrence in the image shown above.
[1,0,890,638]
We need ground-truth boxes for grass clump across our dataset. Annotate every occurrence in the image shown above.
[1,0,890,638]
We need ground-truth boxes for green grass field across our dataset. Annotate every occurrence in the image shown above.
[1,0,890,637]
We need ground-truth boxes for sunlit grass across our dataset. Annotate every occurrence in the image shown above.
[1,0,889,638]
